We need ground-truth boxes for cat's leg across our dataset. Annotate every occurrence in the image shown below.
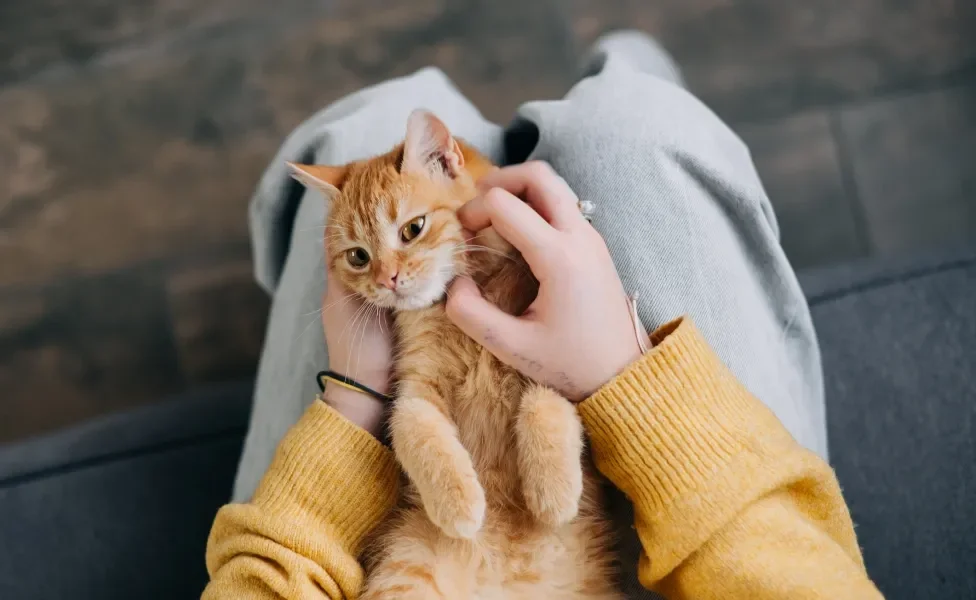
[515,385,584,527]
[391,390,486,539]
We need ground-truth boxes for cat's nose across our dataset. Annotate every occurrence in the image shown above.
[378,270,399,290]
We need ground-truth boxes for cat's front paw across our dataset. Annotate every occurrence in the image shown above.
[522,466,582,528]
[516,386,584,528]
[391,396,486,539]
[421,468,486,539]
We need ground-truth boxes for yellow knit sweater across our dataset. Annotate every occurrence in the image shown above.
[203,318,883,599]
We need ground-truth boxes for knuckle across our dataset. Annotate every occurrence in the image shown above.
[483,187,510,213]
[525,160,555,180]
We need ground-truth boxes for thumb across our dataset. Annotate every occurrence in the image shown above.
[446,277,535,369]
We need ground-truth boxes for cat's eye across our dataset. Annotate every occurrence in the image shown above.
[400,215,426,243]
[346,247,370,268]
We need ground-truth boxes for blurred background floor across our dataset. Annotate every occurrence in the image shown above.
[1,0,974,443]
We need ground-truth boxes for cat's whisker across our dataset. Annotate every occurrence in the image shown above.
[295,290,355,342]
[352,306,366,382]
[294,313,322,343]
[454,248,532,273]
[322,292,356,313]
[343,302,371,372]
[452,245,525,267]
[362,304,381,368]
[339,301,369,346]
[377,306,388,337]
[354,303,377,380]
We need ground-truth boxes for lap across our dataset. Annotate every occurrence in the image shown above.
[235,52,825,502]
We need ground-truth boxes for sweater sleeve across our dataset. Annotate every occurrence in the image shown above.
[202,401,399,600]
[578,318,883,599]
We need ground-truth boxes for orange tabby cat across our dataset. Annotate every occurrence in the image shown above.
[290,110,619,599]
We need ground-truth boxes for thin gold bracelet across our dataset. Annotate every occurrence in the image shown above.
[316,370,393,403]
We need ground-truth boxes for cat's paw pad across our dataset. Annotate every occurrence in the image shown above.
[424,474,486,539]
[523,468,583,527]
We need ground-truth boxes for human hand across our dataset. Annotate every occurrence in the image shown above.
[321,266,394,436]
[446,162,649,401]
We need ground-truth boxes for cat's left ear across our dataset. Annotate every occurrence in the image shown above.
[286,162,348,202]
[402,109,465,180]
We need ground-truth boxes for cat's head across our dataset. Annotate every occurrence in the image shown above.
[289,110,481,311]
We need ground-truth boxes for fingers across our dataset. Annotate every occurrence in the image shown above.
[457,187,555,269]
[446,278,538,372]
[477,162,584,229]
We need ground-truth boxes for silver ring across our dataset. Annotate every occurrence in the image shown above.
[577,200,596,221]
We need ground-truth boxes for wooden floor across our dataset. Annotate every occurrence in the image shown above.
[1,0,974,443]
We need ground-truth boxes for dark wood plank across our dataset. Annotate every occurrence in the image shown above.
[0,0,575,289]
[256,0,577,125]
[738,110,866,268]
[0,0,322,84]
[838,82,976,254]
[0,271,183,443]
[166,260,269,384]
[572,0,976,122]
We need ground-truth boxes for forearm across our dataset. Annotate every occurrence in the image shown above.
[203,401,398,600]
[579,318,882,599]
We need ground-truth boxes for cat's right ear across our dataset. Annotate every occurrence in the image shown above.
[402,109,465,180]
[286,162,348,202]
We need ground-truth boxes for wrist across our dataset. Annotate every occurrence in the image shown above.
[323,384,387,438]
[326,363,392,396]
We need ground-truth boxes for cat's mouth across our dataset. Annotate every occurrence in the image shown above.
[374,272,453,312]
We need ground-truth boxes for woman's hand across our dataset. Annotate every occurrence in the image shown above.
[446,162,649,401]
[321,266,393,437]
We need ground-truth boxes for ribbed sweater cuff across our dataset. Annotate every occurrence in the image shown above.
[579,317,798,577]
[252,401,399,555]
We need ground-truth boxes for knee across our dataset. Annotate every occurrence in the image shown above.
[531,60,737,158]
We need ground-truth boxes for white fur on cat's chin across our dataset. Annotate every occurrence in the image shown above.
[369,277,449,311]
[393,262,454,310]
[398,237,459,310]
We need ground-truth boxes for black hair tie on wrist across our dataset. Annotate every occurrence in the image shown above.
[317,370,394,404]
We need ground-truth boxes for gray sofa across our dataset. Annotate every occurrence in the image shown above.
[1,248,974,600]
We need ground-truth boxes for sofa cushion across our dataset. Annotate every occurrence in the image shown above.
[0,383,252,600]
[801,246,976,600]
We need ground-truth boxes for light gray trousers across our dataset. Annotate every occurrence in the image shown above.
[233,34,825,598]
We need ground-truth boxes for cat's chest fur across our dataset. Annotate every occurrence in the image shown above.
[393,258,537,482]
